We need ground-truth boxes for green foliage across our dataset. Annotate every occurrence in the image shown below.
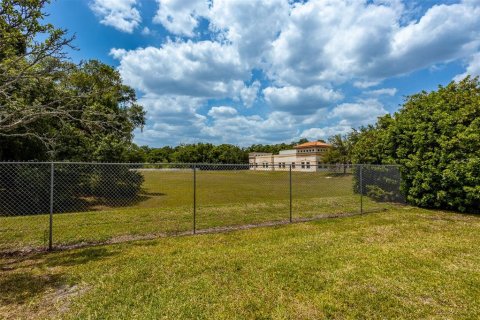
[0,164,51,215]
[136,139,313,164]
[245,139,305,155]
[351,77,480,213]
[353,165,405,203]
[0,164,144,216]
[0,1,146,215]
[0,1,145,163]
[323,134,354,171]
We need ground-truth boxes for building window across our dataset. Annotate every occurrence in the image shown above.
[292,162,295,169]
[301,162,305,169]
[306,162,310,169]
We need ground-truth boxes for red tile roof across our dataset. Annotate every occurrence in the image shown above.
[294,141,331,149]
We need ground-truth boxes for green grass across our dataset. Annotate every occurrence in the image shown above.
[1,207,479,319]
[1,170,391,250]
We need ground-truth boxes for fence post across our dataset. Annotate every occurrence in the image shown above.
[49,162,54,250]
[289,164,292,223]
[360,164,363,214]
[193,164,196,234]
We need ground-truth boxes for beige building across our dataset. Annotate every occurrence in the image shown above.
[249,141,332,171]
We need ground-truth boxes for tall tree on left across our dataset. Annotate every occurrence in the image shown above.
[0,0,145,161]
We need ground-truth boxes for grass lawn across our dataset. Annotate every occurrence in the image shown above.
[1,207,479,319]
[1,170,391,251]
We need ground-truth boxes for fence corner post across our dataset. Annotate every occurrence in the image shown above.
[289,164,292,223]
[49,162,54,251]
[193,163,196,234]
[359,164,363,215]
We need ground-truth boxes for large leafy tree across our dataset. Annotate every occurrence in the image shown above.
[324,134,351,162]
[351,77,480,213]
[0,0,145,161]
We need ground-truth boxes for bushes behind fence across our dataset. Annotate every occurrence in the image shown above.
[353,165,405,203]
[0,164,144,216]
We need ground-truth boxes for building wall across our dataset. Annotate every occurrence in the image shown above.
[250,154,328,171]
[249,147,330,172]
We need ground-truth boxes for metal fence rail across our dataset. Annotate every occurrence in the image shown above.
[0,163,405,253]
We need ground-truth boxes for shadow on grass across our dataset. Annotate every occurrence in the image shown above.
[44,247,119,268]
[0,247,119,309]
[81,191,166,211]
[0,273,65,305]
[0,189,167,217]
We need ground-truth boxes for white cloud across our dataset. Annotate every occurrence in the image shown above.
[365,88,397,96]
[269,0,480,87]
[141,27,151,35]
[89,0,141,33]
[134,98,299,146]
[153,0,209,37]
[299,125,352,141]
[207,106,238,118]
[110,0,480,146]
[209,0,289,65]
[353,80,382,89]
[269,0,401,86]
[263,85,343,114]
[298,98,388,140]
[454,52,480,81]
[329,99,387,127]
[110,40,249,99]
[134,94,207,145]
[373,2,480,78]
[240,81,261,108]
[201,110,298,145]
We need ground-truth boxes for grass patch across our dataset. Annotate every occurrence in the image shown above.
[1,207,479,319]
[1,170,392,251]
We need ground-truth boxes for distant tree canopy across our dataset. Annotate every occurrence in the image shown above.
[350,77,480,213]
[136,139,311,164]
[0,0,145,162]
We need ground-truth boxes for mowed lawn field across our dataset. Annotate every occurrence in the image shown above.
[0,170,390,251]
[1,207,479,319]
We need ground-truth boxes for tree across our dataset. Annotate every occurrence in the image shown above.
[350,77,480,213]
[50,60,145,161]
[0,0,145,159]
[350,115,396,165]
[0,1,146,214]
[323,134,351,167]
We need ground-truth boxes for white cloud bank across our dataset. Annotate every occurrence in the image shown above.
[101,0,480,145]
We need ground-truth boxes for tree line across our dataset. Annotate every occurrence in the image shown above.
[124,139,311,164]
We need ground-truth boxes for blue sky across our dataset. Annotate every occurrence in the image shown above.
[45,0,480,147]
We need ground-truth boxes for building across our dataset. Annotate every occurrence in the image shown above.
[249,141,332,171]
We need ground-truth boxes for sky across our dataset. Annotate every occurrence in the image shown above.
[44,0,480,147]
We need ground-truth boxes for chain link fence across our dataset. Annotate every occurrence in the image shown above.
[0,162,405,254]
